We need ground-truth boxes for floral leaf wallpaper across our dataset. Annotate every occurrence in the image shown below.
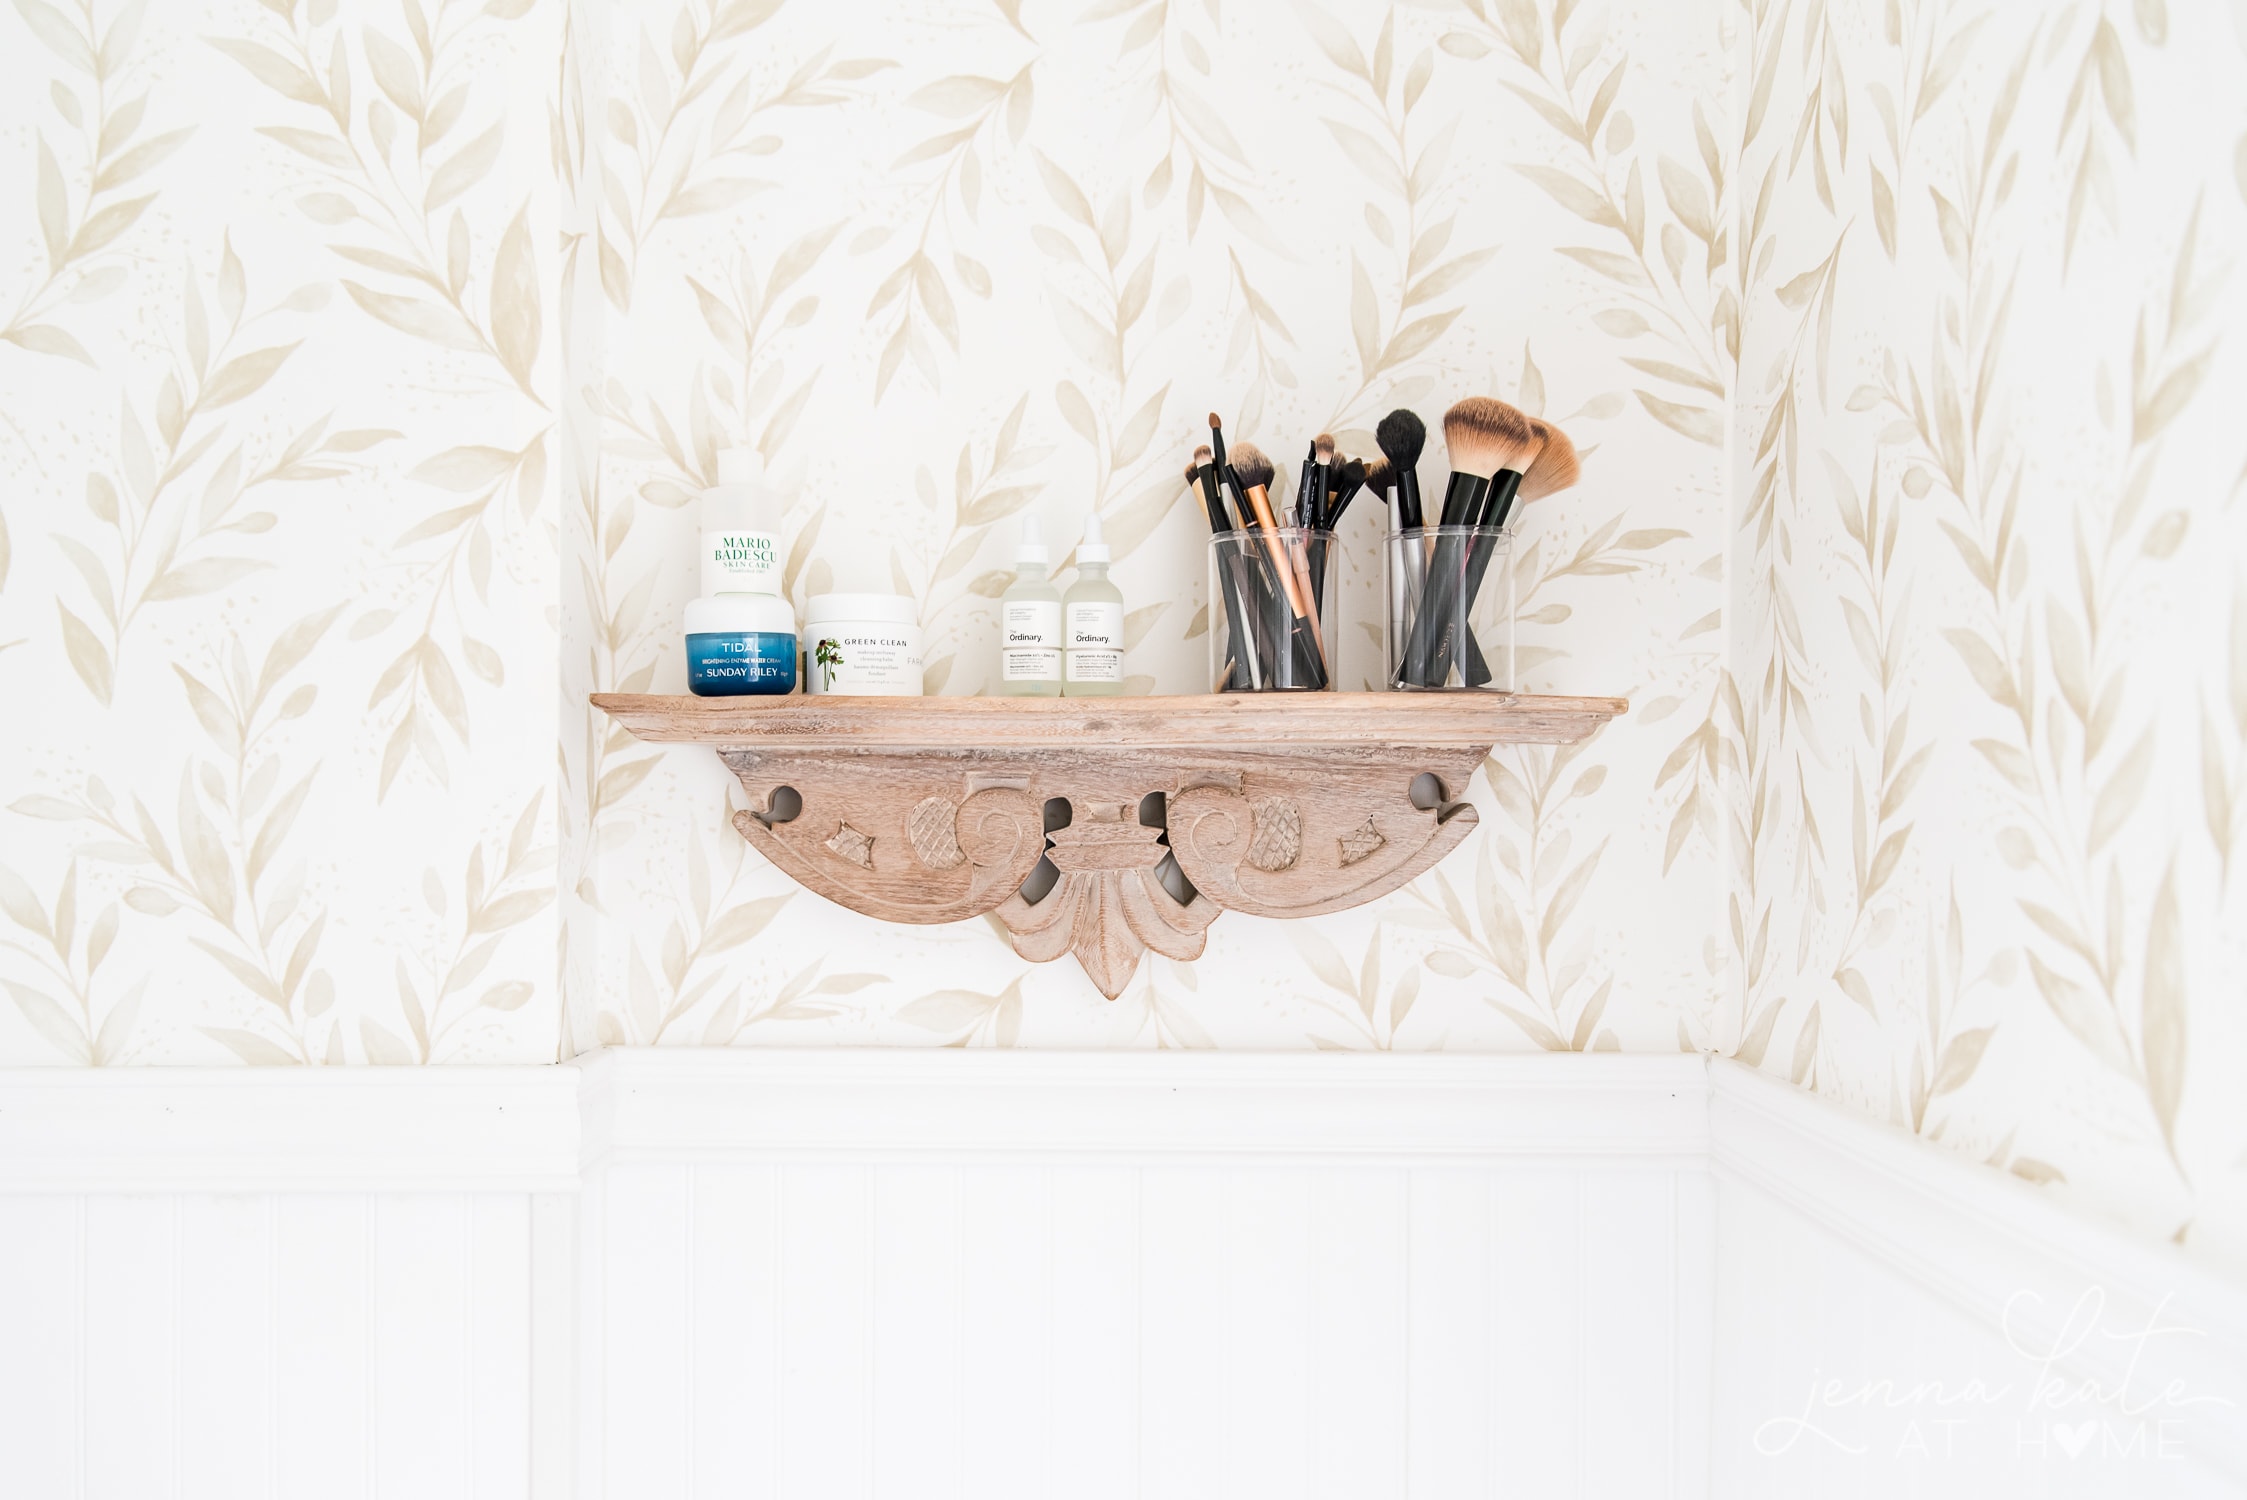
[1,0,560,1066]
[1727,0,2247,1271]
[5,0,2244,1277]
[558,0,1727,1061]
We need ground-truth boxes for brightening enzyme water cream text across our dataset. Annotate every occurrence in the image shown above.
[684,593,797,696]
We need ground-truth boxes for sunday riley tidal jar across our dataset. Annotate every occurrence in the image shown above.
[803,593,925,696]
[684,593,797,695]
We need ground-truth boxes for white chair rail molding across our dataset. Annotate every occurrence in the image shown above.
[3,1048,2242,1500]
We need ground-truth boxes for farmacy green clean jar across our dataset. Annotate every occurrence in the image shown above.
[803,593,925,696]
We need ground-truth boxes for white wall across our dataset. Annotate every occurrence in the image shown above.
[6,1050,2238,1499]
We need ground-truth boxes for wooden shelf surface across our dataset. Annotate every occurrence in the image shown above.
[591,691,1627,750]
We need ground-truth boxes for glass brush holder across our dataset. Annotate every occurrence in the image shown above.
[1385,525,1515,691]
[1207,527,1338,692]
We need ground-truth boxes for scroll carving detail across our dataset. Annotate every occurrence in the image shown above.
[712,742,1495,995]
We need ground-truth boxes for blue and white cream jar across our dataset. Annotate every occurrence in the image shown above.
[684,592,797,696]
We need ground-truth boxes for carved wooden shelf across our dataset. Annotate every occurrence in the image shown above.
[592,693,1627,997]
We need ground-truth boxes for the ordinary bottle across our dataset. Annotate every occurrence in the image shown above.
[998,517,1062,697]
[1062,511,1124,697]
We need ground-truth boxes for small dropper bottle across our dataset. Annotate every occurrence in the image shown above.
[1062,511,1124,697]
[998,517,1062,697]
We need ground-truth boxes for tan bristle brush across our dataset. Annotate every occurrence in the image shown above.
[1463,418,1581,688]
[1513,420,1581,508]
[1439,397,1538,528]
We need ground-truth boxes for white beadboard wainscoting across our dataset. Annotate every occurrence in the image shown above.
[1709,1063,2247,1499]
[572,1050,1712,1500]
[0,1050,2240,1500]
[0,1068,580,1500]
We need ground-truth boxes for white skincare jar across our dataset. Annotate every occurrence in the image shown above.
[803,593,925,696]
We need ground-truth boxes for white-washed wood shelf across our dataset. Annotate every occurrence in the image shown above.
[592,692,1626,997]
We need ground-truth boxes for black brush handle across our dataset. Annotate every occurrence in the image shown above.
[1393,469,1424,530]
[1436,471,1525,684]
[1197,463,1263,691]
[1405,473,1488,685]
[1400,532,1469,687]
[1195,462,1231,536]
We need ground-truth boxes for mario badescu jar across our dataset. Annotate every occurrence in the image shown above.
[803,594,925,696]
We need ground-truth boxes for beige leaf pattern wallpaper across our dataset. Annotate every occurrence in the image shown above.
[0,0,561,1065]
[1725,0,2247,1270]
[4,0,2244,1278]
[557,0,1727,1058]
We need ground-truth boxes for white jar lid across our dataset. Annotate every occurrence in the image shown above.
[805,592,919,626]
[686,593,796,633]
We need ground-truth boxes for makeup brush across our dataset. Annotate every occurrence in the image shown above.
[1210,412,1283,684]
[1291,441,1317,529]
[1230,441,1328,689]
[1512,419,1580,511]
[1188,443,1228,535]
[1438,398,1535,527]
[1192,444,1261,692]
[1402,400,1535,686]
[1309,434,1335,529]
[1462,420,1580,687]
[1208,412,1260,534]
[1375,410,1427,530]
[1326,454,1367,527]
[1304,439,1354,616]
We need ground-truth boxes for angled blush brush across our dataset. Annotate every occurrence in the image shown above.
[1464,420,1580,687]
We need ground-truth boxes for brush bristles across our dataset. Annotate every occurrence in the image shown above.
[1187,443,1213,484]
[1364,456,1393,494]
[1229,441,1274,492]
[1443,396,1537,479]
[1313,434,1335,464]
[1375,409,1426,468]
[1519,421,1580,500]
[1208,412,1223,429]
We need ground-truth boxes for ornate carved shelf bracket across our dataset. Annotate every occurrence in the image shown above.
[593,693,1625,998]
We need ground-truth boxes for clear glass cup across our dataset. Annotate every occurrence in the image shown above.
[1385,525,1515,691]
[1207,527,1338,692]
